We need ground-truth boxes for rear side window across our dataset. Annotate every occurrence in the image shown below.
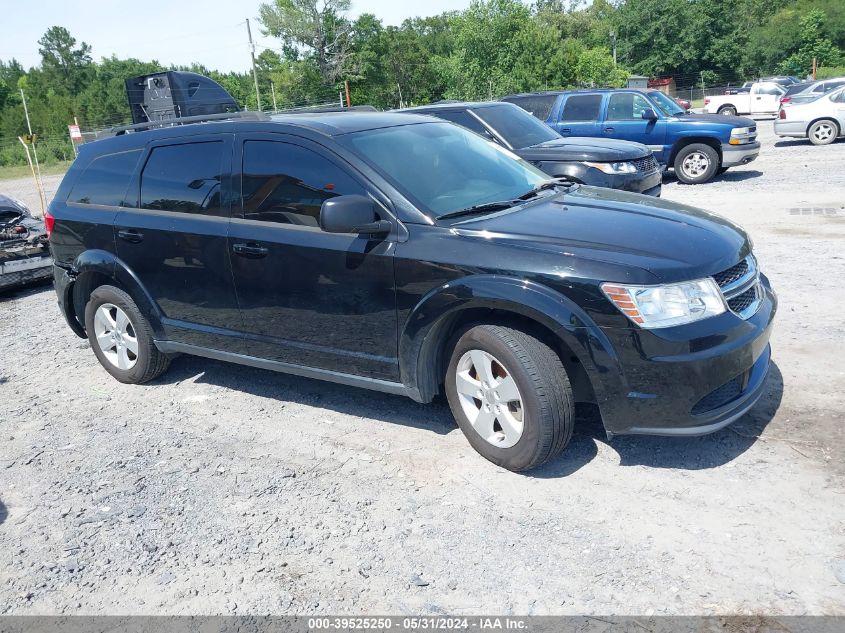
[560,95,602,121]
[241,141,365,227]
[67,150,141,206]
[501,95,557,120]
[140,141,224,215]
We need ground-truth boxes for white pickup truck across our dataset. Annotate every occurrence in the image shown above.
[703,81,786,116]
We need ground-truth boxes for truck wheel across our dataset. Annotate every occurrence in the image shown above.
[718,105,737,116]
[444,324,574,472]
[808,119,839,145]
[674,144,719,184]
[84,285,170,384]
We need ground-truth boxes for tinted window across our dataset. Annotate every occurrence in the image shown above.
[824,80,845,92]
[501,95,557,120]
[560,95,602,121]
[433,110,493,138]
[68,150,141,206]
[343,122,547,217]
[140,142,224,215]
[474,104,559,149]
[241,141,365,227]
[607,93,653,120]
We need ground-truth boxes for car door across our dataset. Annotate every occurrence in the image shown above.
[831,89,845,129]
[227,134,399,381]
[602,92,667,157]
[114,134,242,349]
[553,94,602,137]
[751,83,783,114]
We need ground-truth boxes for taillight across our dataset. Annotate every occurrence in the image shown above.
[780,96,791,104]
[44,210,55,239]
[779,109,786,120]
[704,97,711,105]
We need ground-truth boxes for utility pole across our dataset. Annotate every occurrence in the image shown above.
[20,89,46,215]
[609,31,617,67]
[344,80,352,108]
[812,57,817,80]
[246,19,262,111]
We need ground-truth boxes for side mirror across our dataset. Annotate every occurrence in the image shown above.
[642,108,658,121]
[319,195,390,236]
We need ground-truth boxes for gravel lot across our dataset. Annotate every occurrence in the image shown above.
[1,123,844,616]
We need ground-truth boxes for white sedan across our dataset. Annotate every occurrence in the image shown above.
[775,86,845,145]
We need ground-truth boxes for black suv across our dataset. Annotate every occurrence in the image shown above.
[47,112,776,471]
[400,101,662,196]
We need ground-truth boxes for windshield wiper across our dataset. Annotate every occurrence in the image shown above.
[435,200,520,221]
[517,178,575,201]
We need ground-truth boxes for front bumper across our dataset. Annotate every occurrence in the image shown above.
[586,274,777,437]
[721,141,761,168]
[0,251,52,291]
[584,167,663,197]
[773,119,807,138]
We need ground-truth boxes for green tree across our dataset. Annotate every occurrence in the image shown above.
[780,9,843,75]
[37,26,93,95]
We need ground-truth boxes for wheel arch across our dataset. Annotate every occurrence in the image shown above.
[669,136,723,166]
[807,117,841,136]
[69,249,165,337]
[399,275,623,409]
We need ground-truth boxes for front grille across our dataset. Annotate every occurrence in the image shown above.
[713,259,749,288]
[728,285,759,313]
[633,155,659,172]
[691,373,745,415]
[711,255,762,319]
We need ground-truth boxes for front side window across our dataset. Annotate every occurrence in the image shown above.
[241,141,365,227]
[140,141,224,215]
[560,95,602,121]
[342,122,548,217]
[607,93,653,120]
[68,150,142,206]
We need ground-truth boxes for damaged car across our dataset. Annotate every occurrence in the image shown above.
[0,194,52,292]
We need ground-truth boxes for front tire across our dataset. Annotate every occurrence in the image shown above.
[808,120,839,146]
[674,143,720,184]
[84,285,170,384]
[445,324,574,471]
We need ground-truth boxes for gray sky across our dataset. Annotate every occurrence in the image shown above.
[0,0,474,73]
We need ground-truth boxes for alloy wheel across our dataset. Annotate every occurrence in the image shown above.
[454,349,524,448]
[812,123,835,143]
[93,303,139,370]
[682,152,711,179]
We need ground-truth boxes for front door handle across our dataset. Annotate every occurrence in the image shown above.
[232,242,269,258]
[559,127,571,134]
[117,229,144,244]
[604,127,614,133]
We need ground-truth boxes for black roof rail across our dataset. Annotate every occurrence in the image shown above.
[275,104,379,114]
[98,111,270,138]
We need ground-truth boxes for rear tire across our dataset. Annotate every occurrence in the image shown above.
[84,285,170,384]
[808,119,839,146]
[674,143,720,184]
[718,105,737,116]
[444,324,574,471]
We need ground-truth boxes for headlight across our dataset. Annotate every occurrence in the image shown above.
[729,127,755,145]
[601,278,726,328]
[582,161,638,174]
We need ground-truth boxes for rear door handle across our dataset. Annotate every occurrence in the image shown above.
[117,229,144,244]
[559,127,571,134]
[232,242,269,258]
[604,127,614,133]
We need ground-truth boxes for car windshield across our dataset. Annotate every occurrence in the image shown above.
[472,104,559,149]
[342,122,550,218]
[648,91,685,116]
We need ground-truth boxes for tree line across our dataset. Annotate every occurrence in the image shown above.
[1,0,843,167]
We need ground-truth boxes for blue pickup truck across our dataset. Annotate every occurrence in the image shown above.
[501,89,760,184]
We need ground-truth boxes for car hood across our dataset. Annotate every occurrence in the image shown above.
[517,137,651,162]
[673,112,756,128]
[450,186,751,283]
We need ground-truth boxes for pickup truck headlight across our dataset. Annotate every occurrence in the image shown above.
[582,161,638,174]
[601,279,726,328]
[729,127,755,145]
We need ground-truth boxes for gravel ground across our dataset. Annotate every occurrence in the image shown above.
[1,123,844,616]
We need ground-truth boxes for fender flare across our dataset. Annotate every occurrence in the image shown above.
[70,249,165,338]
[398,274,626,404]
